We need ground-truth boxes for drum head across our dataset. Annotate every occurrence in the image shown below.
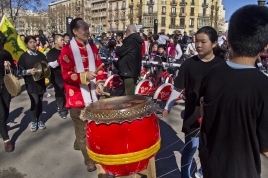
[4,74,21,96]
[82,95,158,124]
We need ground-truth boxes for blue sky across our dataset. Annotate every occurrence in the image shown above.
[222,0,266,21]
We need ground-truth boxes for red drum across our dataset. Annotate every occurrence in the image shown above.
[82,96,160,176]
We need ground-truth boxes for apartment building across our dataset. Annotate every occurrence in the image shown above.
[48,0,226,35]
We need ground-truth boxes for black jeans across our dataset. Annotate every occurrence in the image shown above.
[0,84,11,141]
[53,82,68,115]
[27,92,43,122]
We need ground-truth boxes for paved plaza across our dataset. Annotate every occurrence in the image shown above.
[0,79,267,178]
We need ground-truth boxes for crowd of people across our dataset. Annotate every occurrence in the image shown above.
[0,4,268,178]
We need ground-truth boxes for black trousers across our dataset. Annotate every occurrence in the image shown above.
[27,92,43,122]
[0,84,11,141]
[53,82,67,114]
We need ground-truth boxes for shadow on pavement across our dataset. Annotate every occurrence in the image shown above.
[8,107,24,126]
[156,119,184,178]
[10,110,31,148]
[42,100,57,124]
[9,100,57,148]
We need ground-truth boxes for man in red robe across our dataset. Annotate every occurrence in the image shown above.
[59,18,105,172]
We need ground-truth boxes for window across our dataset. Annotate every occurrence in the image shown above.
[190,18,194,26]
[180,18,185,26]
[162,0,166,4]
[149,6,153,13]
[171,7,176,13]
[180,7,184,14]
[204,0,206,3]
[171,18,175,25]
[203,8,206,16]
[181,0,185,2]
[190,8,194,15]
[122,1,126,7]
[191,0,194,4]
[162,6,166,13]
[161,17,166,26]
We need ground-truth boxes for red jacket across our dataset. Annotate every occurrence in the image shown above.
[59,40,105,108]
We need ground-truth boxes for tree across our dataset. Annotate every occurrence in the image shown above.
[217,17,227,32]
[5,0,43,25]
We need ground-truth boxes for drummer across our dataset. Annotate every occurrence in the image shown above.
[0,31,16,152]
[18,36,48,132]
[59,18,105,172]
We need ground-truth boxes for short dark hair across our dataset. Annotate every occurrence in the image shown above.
[54,34,63,42]
[229,5,268,57]
[117,32,123,39]
[196,26,218,43]
[70,18,83,36]
[20,34,25,37]
[152,34,159,41]
[25,36,36,44]
[63,33,70,38]
[158,44,165,49]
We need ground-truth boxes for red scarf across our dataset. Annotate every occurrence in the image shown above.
[166,43,175,57]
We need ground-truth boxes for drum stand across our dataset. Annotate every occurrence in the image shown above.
[96,157,156,178]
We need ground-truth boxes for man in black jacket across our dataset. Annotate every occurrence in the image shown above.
[115,25,143,95]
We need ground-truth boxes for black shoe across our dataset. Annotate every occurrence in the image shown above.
[86,162,96,172]
[59,111,67,119]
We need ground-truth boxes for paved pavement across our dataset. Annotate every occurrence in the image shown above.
[0,79,267,178]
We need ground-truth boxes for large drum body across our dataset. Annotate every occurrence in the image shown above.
[83,96,160,176]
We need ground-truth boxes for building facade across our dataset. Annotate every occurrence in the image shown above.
[48,0,227,35]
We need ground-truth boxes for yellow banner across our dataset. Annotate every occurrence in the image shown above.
[0,15,27,61]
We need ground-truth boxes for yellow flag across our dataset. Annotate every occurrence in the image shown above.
[0,15,27,61]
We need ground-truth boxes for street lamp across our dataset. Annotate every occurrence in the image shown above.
[257,0,266,6]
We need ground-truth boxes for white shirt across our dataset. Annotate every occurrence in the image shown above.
[218,35,226,47]
[157,34,169,44]
[185,43,198,57]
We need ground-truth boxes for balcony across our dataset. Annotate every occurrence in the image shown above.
[147,1,155,5]
[161,1,166,4]
[198,13,210,18]
[161,23,166,27]
[108,7,113,11]
[114,6,120,10]
[92,5,106,10]
[170,1,177,6]
[108,18,113,22]
[202,3,208,8]
[108,0,117,2]
[161,12,166,15]
[114,17,119,21]
[179,12,187,17]
[143,12,157,16]
[191,2,195,5]
[180,2,187,6]
[142,23,154,28]
[121,6,126,10]
[92,0,106,3]
[169,12,177,17]
[99,12,106,17]
[169,24,176,28]
[189,24,194,28]
[190,13,195,16]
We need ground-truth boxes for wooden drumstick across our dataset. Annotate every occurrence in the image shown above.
[94,63,105,74]
[100,90,111,96]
